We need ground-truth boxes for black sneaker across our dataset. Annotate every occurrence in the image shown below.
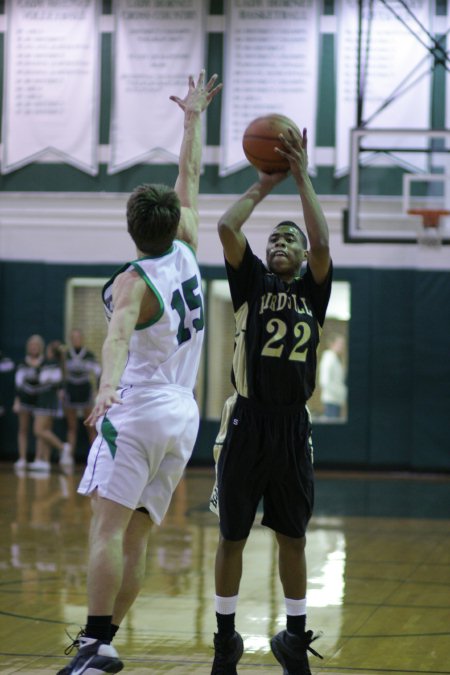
[56,635,123,674]
[270,629,323,675]
[211,631,244,674]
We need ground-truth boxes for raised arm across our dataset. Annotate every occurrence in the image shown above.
[218,171,288,269]
[170,70,222,251]
[276,128,331,284]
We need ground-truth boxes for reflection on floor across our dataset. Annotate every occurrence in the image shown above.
[0,463,449,674]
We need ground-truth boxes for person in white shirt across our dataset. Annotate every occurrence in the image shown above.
[319,333,347,419]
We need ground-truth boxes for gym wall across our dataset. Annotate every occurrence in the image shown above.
[0,0,449,471]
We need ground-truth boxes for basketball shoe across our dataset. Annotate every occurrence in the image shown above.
[270,629,323,675]
[56,635,123,674]
[211,630,244,674]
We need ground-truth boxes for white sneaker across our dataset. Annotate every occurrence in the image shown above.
[14,458,27,469]
[28,459,50,472]
[60,442,73,465]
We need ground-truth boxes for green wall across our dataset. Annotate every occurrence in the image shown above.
[1,260,449,472]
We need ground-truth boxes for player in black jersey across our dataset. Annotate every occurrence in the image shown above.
[210,128,332,675]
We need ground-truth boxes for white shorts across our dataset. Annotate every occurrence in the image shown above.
[78,384,199,525]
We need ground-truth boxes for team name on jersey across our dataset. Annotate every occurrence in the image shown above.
[259,291,313,316]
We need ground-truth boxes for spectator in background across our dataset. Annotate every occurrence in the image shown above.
[319,333,347,419]
[31,340,71,472]
[63,328,101,463]
[0,350,15,417]
[13,334,46,470]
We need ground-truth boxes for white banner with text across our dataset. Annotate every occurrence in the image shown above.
[220,0,319,177]
[2,0,100,175]
[109,0,206,175]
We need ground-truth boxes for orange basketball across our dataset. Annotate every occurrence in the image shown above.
[242,114,301,173]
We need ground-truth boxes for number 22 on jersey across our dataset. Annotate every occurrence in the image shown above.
[261,318,311,362]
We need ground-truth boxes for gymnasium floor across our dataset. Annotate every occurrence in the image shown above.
[0,462,449,674]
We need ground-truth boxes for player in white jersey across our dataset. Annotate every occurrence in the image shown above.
[79,242,205,516]
[57,70,222,675]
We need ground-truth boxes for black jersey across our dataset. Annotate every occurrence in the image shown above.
[65,347,101,386]
[15,357,46,406]
[36,358,64,411]
[226,240,332,406]
[0,353,14,412]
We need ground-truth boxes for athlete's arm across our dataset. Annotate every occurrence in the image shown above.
[171,70,222,252]
[85,271,146,426]
[218,171,287,270]
[276,128,331,284]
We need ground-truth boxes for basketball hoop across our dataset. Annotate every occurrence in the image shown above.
[407,209,449,248]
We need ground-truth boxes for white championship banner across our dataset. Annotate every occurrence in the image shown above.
[335,0,432,177]
[109,0,206,175]
[1,0,100,175]
[219,0,319,177]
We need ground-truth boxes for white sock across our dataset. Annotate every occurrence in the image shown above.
[285,597,307,616]
[215,594,239,615]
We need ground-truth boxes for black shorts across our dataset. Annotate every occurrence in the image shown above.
[217,395,314,541]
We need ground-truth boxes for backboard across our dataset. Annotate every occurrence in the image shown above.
[347,128,450,244]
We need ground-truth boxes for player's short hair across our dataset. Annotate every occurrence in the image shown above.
[275,220,308,249]
[127,183,181,255]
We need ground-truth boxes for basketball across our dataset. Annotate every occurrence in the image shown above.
[242,114,301,173]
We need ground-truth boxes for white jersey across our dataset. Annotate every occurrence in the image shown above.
[102,240,204,392]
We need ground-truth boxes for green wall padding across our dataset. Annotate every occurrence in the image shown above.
[1,261,449,471]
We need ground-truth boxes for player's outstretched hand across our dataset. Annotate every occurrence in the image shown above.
[170,69,223,114]
[84,386,122,427]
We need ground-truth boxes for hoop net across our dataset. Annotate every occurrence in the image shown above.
[408,209,450,248]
